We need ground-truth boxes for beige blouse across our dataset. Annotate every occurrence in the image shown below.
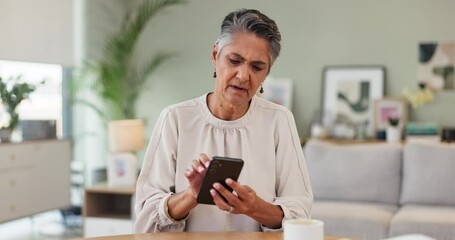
[134,94,313,233]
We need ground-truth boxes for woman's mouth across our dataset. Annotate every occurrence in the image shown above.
[230,85,248,92]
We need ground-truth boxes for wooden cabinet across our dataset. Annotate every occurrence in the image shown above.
[0,140,71,223]
[83,183,135,237]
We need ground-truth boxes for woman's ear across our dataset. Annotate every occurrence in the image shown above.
[211,44,218,65]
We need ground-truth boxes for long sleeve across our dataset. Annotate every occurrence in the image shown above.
[272,110,314,222]
[134,108,186,233]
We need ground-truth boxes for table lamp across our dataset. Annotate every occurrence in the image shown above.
[107,119,145,187]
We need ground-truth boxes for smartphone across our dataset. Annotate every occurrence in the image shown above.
[196,156,244,205]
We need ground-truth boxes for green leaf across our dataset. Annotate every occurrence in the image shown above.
[73,0,186,121]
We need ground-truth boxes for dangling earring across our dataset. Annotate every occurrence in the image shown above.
[213,71,217,78]
[260,85,264,94]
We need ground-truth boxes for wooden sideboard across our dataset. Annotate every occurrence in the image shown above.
[83,183,136,237]
[0,139,71,223]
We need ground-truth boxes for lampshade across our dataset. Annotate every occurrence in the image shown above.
[108,119,145,152]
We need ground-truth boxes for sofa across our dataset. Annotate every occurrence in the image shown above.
[303,139,455,240]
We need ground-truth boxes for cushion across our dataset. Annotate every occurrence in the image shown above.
[389,204,455,240]
[400,142,455,206]
[303,140,402,204]
[312,200,398,240]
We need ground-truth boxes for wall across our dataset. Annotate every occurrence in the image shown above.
[73,0,128,184]
[81,0,455,168]
[0,0,74,66]
[131,0,455,143]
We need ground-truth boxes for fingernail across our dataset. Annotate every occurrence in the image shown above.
[226,178,233,184]
[198,166,205,172]
[210,189,216,196]
[213,183,220,189]
[204,161,210,167]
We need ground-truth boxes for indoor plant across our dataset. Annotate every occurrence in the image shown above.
[387,116,401,142]
[75,0,186,123]
[0,76,41,142]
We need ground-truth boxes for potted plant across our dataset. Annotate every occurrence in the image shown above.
[74,0,186,123]
[0,76,41,142]
[386,116,401,143]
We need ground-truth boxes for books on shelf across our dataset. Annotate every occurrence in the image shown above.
[405,122,440,143]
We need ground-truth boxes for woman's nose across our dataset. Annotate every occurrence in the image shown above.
[236,65,249,81]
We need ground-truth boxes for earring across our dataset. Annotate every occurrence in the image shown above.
[260,85,264,94]
[213,71,217,78]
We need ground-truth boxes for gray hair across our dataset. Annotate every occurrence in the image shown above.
[215,9,282,68]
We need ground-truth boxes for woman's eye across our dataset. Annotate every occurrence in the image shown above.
[252,66,263,71]
[229,59,240,64]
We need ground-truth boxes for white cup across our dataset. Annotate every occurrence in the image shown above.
[284,219,324,240]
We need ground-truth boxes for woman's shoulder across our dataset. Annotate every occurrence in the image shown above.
[252,96,297,125]
[253,95,291,114]
[164,95,205,112]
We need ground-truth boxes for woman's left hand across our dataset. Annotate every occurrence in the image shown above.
[210,178,259,215]
[210,178,284,229]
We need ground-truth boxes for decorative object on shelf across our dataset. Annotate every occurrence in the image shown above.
[441,127,455,143]
[261,76,294,110]
[387,116,401,143]
[19,120,57,140]
[322,66,385,139]
[405,122,439,143]
[373,97,407,139]
[419,42,454,91]
[0,76,43,142]
[74,0,186,123]
[402,83,434,109]
[107,119,145,187]
[310,110,329,139]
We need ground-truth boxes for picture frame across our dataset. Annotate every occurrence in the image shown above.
[262,77,293,110]
[322,66,385,138]
[107,152,138,187]
[373,97,408,133]
[419,42,455,91]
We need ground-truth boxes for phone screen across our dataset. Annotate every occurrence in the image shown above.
[196,156,244,205]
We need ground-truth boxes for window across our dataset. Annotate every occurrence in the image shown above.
[0,60,68,138]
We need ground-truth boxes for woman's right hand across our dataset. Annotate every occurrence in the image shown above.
[184,153,211,199]
[167,153,211,220]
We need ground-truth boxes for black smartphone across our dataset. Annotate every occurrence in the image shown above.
[196,156,244,205]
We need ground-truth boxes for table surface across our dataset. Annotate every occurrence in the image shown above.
[75,232,344,240]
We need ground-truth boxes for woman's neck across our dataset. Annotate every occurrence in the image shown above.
[207,93,250,121]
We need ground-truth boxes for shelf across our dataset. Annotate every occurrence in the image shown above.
[83,183,136,237]
[85,183,135,195]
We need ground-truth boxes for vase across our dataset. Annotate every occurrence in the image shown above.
[387,126,401,143]
[0,128,13,142]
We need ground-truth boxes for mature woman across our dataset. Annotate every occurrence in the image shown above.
[135,8,313,232]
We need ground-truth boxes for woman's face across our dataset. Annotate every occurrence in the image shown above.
[211,32,270,108]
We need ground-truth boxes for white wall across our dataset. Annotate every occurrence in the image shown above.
[0,0,74,66]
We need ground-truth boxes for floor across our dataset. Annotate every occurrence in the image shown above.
[0,210,82,240]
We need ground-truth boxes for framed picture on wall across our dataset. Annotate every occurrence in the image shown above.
[373,97,408,133]
[261,76,293,110]
[322,66,385,138]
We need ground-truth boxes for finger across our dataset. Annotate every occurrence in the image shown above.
[210,188,233,212]
[185,168,196,179]
[212,182,239,206]
[225,178,253,199]
[191,159,206,173]
[185,168,193,177]
[199,153,211,167]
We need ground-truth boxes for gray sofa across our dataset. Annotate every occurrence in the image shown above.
[303,139,455,240]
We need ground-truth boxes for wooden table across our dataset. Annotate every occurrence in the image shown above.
[75,232,343,240]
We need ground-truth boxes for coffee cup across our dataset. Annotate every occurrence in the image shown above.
[284,219,324,240]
